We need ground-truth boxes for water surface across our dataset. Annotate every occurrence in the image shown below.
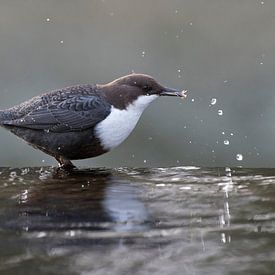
[1,166,275,274]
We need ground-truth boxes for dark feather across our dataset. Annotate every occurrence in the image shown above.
[3,95,111,132]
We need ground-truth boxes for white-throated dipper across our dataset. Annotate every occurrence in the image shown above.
[0,74,187,169]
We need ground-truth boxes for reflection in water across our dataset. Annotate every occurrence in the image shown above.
[3,168,150,233]
[219,167,232,244]
[103,183,150,232]
[1,167,275,274]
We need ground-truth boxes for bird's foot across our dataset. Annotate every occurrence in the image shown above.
[56,157,76,171]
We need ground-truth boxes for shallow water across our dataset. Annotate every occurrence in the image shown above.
[1,166,275,274]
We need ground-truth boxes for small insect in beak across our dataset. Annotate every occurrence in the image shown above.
[160,87,188,98]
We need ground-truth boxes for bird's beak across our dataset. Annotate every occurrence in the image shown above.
[160,87,188,98]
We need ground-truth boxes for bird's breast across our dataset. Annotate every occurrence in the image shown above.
[95,106,142,150]
[95,94,158,151]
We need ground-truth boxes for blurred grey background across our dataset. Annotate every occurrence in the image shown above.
[0,0,275,168]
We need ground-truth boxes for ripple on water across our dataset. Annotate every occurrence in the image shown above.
[0,166,275,274]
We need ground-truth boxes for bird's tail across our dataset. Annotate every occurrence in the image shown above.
[0,111,3,125]
[0,110,7,125]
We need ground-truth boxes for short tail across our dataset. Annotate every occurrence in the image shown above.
[0,110,9,125]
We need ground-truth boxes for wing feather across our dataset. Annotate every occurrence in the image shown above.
[3,95,111,132]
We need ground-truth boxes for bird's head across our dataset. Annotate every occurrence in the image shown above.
[100,73,187,110]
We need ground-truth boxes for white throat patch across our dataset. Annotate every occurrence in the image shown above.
[95,95,158,150]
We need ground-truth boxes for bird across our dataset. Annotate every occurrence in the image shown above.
[0,74,187,170]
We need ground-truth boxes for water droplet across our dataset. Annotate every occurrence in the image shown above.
[260,62,263,65]
[69,230,75,237]
[46,18,50,22]
[21,168,29,175]
[221,233,226,243]
[260,1,264,4]
[141,51,146,57]
[210,98,217,105]
[222,131,225,135]
[37,232,47,238]
[230,133,234,136]
[180,186,191,190]
[177,69,182,78]
[156,183,166,187]
[218,109,223,116]
[143,159,147,163]
[175,10,179,14]
[236,154,243,161]
[191,98,195,102]
[10,171,17,178]
[60,40,64,44]
[189,22,193,26]
[224,140,230,145]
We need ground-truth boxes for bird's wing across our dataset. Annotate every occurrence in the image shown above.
[3,95,111,132]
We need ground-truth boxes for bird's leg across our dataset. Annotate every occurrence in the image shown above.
[55,156,76,171]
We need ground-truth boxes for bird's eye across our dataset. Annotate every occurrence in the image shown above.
[143,85,151,92]
[142,85,152,96]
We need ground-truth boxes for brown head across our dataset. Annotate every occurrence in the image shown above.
[99,73,186,109]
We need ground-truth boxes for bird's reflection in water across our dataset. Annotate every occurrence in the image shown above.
[12,168,151,233]
[103,179,149,232]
